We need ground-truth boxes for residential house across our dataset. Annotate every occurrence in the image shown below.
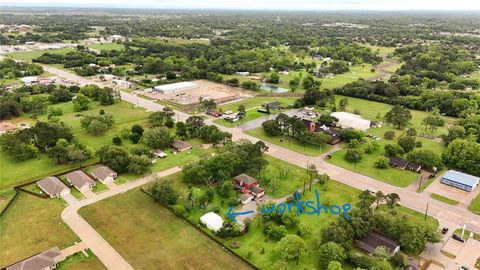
[65,170,95,192]
[6,247,64,270]
[301,119,342,145]
[37,176,70,198]
[355,231,401,256]
[171,140,193,152]
[90,166,117,184]
[233,174,265,198]
[240,194,254,205]
[264,101,281,110]
[249,185,265,198]
[388,157,409,170]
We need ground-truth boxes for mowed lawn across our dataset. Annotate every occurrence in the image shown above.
[246,127,332,157]
[0,101,150,190]
[6,47,74,62]
[0,193,79,268]
[87,43,125,51]
[79,189,253,270]
[56,249,106,270]
[470,194,480,215]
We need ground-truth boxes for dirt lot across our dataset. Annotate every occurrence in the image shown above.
[143,79,253,105]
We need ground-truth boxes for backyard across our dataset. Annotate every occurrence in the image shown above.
[79,188,253,270]
[0,193,79,268]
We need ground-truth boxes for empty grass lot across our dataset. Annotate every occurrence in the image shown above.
[87,43,125,51]
[430,193,459,205]
[6,47,74,62]
[79,189,253,270]
[246,127,332,157]
[469,194,480,215]
[0,193,79,268]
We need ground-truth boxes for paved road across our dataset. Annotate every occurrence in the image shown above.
[61,166,181,270]
[42,63,480,234]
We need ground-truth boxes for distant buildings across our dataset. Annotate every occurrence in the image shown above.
[440,170,479,192]
[154,81,198,94]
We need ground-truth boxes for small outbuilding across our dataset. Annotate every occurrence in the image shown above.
[153,149,167,158]
[440,170,480,192]
[249,185,265,198]
[6,247,64,270]
[37,176,70,198]
[90,166,117,184]
[65,170,95,192]
[331,112,371,131]
[171,140,193,152]
[200,212,224,232]
[355,231,401,256]
[240,194,254,205]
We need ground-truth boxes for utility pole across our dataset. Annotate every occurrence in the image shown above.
[424,203,429,221]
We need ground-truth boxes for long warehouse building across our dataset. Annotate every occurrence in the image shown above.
[153,81,198,94]
[440,170,480,192]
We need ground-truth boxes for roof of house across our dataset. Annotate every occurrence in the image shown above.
[91,166,116,182]
[240,193,254,201]
[200,212,224,232]
[406,162,421,171]
[388,157,409,168]
[65,170,95,189]
[171,140,192,150]
[0,121,18,133]
[266,101,281,107]
[37,176,69,196]
[249,185,264,194]
[355,231,400,254]
[7,247,62,270]
[233,174,258,185]
[442,170,480,187]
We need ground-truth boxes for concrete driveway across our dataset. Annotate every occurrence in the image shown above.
[61,193,78,205]
[425,178,480,206]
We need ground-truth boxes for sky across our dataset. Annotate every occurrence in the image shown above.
[2,0,480,10]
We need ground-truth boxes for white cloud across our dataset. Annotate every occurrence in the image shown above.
[3,0,480,10]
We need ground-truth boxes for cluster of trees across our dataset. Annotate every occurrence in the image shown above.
[96,144,152,175]
[262,113,331,149]
[318,190,440,269]
[183,140,268,186]
[0,121,91,163]
[0,58,43,79]
[80,111,115,135]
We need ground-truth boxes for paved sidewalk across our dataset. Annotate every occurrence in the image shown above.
[61,241,87,258]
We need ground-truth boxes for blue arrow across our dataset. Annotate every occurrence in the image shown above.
[227,206,255,222]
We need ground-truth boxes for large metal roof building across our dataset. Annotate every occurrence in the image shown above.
[440,170,479,192]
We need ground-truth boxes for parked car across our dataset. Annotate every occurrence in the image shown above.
[459,266,469,270]
[367,188,376,194]
[441,227,449,234]
[452,234,465,243]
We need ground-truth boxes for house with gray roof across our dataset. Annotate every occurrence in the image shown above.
[37,176,70,198]
[6,247,63,270]
[65,170,95,192]
[90,166,117,184]
[171,140,192,152]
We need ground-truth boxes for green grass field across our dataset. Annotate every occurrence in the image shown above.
[246,127,332,157]
[430,193,459,205]
[469,194,480,215]
[79,188,253,270]
[56,249,106,270]
[0,193,79,268]
[6,47,74,62]
[87,43,125,51]
[0,101,150,190]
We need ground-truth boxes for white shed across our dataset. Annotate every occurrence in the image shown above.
[200,212,224,232]
[331,112,371,131]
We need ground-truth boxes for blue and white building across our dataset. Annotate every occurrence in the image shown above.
[440,170,480,192]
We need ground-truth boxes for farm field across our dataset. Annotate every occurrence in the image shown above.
[0,193,79,268]
[79,188,253,270]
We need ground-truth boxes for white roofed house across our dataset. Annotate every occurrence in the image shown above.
[64,170,95,192]
[90,166,117,184]
[37,176,70,198]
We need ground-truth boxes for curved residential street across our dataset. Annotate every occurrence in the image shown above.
[26,63,480,269]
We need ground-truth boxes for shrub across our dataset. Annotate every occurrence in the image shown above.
[384,130,395,140]
[375,157,390,169]
[112,136,122,145]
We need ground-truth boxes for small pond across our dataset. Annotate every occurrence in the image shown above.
[260,84,289,93]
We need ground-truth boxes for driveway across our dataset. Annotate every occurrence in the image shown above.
[61,193,78,205]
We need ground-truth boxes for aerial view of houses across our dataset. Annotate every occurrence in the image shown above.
[1,1,480,270]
